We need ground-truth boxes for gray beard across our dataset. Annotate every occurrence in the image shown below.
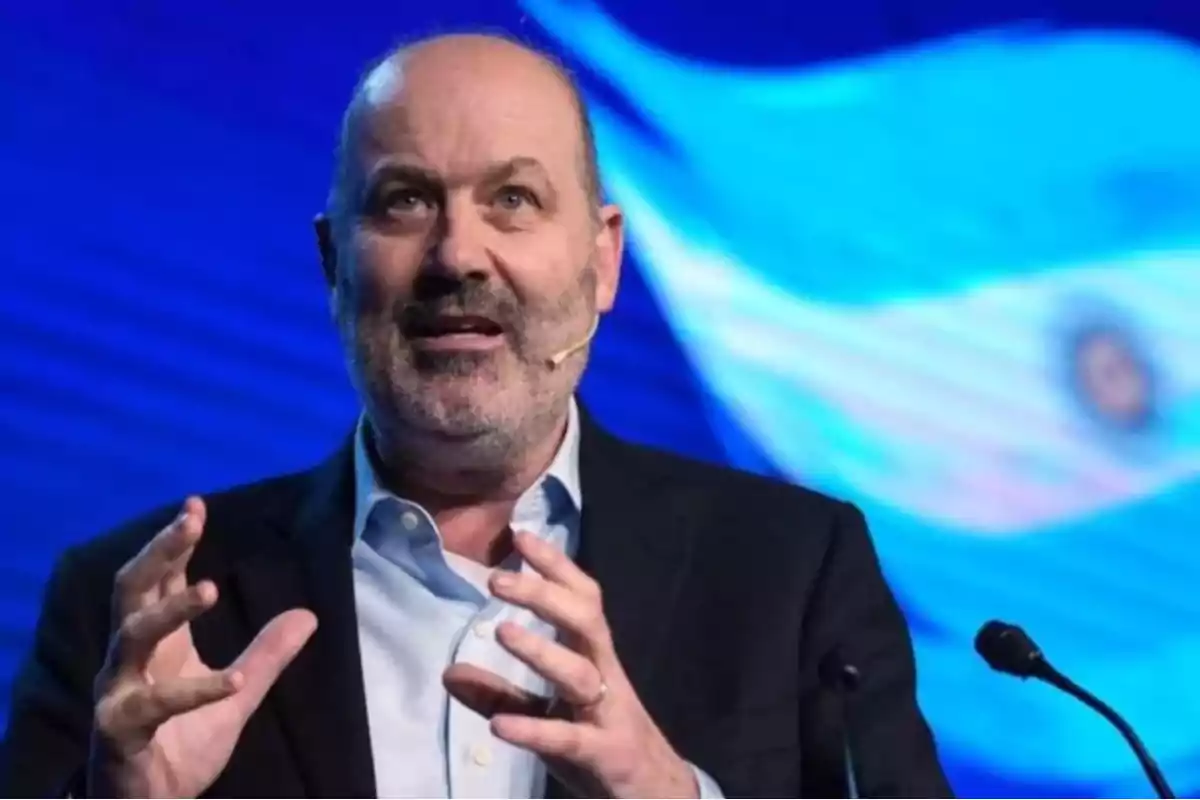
[341,263,597,470]
[410,348,501,378]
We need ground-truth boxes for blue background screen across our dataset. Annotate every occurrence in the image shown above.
[3,1,1198,795]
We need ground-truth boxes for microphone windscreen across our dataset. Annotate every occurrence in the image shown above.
[975,620,1044,678]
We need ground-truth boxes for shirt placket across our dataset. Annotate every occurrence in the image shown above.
[446,597,510,797]
[447,506,559,796]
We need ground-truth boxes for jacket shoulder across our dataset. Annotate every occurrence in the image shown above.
[612,434,853,532]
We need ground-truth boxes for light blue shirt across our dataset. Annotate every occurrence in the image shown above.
[350,400,723,798]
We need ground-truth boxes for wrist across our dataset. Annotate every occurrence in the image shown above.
[634,754,698,799]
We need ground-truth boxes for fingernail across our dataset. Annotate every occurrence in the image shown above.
[492,572,516,591]
[490,715,523,740]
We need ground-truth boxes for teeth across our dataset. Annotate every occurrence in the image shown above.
[406,314,501,337]
[420,318,495,335]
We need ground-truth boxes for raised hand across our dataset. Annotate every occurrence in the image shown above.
[88,497,317,798]
[444,531,697,799]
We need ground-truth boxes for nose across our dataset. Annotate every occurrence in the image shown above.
[425,198,492,282]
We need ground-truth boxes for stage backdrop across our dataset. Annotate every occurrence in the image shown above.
[2,1,1199,796]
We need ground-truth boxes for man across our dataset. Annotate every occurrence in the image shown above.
[0,32,951,798]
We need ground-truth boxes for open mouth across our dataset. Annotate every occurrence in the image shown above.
[404,314,505,348]
[406,314,503,337]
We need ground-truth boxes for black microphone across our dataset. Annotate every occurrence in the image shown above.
[819,650,862,799]
[974,620,1176,799]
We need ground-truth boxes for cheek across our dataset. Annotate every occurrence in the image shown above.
[349,229,425,297]
[498,233,587,306]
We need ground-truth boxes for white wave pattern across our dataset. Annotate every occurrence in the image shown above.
[521,0,1200,534]
[613,183,1200,534]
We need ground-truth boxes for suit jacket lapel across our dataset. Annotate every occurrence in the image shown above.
[229,438,377,798]
[575,411,698,718]
[545,411,698,799]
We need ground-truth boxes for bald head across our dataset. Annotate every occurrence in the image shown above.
[328,33,601,227]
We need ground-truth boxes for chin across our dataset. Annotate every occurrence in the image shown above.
[406,391,518,440]
[421,420,525,472]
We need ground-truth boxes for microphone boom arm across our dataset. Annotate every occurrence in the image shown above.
[1038,664,1175,799]
[975,620,1176,799]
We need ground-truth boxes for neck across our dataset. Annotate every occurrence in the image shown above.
[367,406,570,565]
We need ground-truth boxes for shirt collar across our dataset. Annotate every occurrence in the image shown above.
[352,398,584,542]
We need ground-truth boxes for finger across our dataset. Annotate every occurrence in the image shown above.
[97,671,243,752]
[513,531,597,595]
[160,499,207,597]
[443,663,554,719]
[227,608,317,716]
[489,570,609,651]
[113,498,206,616]
[491,713,601,765]
[112,581,218,677]
[495,622,604,706]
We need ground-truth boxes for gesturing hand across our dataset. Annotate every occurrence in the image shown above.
[88,497,317,799]
[444,531,697,799]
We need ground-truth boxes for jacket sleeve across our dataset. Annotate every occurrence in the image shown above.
[0,546,106,797]
[798,501,954,798]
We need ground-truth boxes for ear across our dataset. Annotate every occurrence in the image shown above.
[314,213,337,288]
[591,204,624,314]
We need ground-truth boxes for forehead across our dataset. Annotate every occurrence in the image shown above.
[350,42,583,182]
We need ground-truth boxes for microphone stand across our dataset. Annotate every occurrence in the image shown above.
[975,620,1176,800]
[820,651,862,799]
[1036,664,1175,799]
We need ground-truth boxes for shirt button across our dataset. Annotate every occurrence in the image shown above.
[472,622,491,638]
[400,511,419,530]
[470,744,492,766]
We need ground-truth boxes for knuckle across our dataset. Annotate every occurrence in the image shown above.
[177,586,200,612]
[564,727,588,761]
[572,662,597,693]
[581,610,608,642]
[527,580,549,605]
[520,586,545,612]
[127,687,161,722]
[581,576,602,603]
[607,742,637,782]
[93,695,121,735]
[121,693,148,726]
[95,687,156,738]
[113,562,135,592]
[115,614,143,651]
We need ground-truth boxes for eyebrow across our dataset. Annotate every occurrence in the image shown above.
[367,156,552,188]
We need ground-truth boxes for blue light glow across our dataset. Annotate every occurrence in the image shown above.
[524,0,1200,791]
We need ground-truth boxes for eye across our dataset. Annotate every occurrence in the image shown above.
[378,186,434,216]
[494,185,538,211]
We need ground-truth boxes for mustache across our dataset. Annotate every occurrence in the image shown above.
[391,284,523,331]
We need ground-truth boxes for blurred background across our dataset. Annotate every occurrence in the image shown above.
[3,0,1199,796]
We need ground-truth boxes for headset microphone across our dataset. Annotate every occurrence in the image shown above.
[546,314,599,369]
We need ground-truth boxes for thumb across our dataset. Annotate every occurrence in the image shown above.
[228,609,317,717]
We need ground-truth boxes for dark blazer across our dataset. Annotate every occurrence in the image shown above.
[0,411,951,798]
